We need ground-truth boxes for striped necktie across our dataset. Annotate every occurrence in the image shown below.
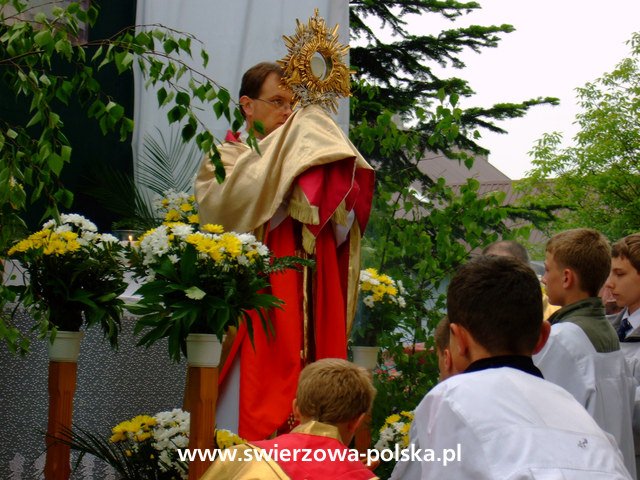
[617,317,633,341]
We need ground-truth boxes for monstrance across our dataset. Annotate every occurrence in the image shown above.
[278,9,351,114]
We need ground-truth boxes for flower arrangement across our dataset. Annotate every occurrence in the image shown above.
[155,189,199,225]
[6,213,126,347]
[351,268,406,346]
[63,408,245,479]
[126,222,305,361]
[374,410,414,452]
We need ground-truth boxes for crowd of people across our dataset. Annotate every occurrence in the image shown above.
[196,61,640,479]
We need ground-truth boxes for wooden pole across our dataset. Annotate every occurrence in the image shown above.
[186,365,218,479]
[44,361,78,480]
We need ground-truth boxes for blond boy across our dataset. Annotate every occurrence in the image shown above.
[203,358,377,480]
[534,228,636,478]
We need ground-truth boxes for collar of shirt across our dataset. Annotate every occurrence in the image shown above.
[624,307,640,331]
[291,420,342,443]
[464,355,544,379]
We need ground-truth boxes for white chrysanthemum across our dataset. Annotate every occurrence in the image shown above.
[99,233,120,244]
[61,213,98,232]
[237,233,257,244]
[168,254,180,264]
[363,296,375,308]
[139,226,171,262]
[53,224,73,234]
[170,223,194,238]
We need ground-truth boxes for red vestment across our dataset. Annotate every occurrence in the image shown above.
[195,106,374,440]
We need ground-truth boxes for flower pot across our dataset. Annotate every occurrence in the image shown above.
[186,333,223,367]
[351,345,380,370]
[48,331,84,362]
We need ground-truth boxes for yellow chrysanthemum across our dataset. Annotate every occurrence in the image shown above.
[386,414,401,424]
[202,224,224,234]
[216,429,246,449]
[164,210,181,222]
[135,432,152,442]
[187,214,199,224]
[180,203,193,212]
[110,431,127,443]
[219,233,242,258]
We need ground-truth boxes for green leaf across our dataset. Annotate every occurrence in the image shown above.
[200,49,209,68]
[26,111,42,128]
[34,29,53,48]
[217,88,231,107]
[48,154,64,176]
[184,286,206,300]
[181,122,196,142]
[114,51,134,74]
[55,39,72,57]
[175,91,190,107]
[167,105,185,123]
[163,39,178,54]
[61,145,72,164]
[157,87,168,106]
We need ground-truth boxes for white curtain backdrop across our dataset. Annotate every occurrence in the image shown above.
[133,0,349,193]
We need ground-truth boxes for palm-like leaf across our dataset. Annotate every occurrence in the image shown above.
[83,127,202,230]
[137,127,201,196]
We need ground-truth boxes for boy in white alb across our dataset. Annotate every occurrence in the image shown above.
[534,228,636,477]
[606,233,640,476]
[391,256,632,479]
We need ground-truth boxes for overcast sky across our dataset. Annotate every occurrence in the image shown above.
[404,0,640,179]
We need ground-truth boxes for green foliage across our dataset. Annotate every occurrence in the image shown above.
[518,32,640,240]
[0,0,242,352]
[349,4,547,475]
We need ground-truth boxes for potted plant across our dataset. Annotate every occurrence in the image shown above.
[126,219,304,477]
[351,268,406,370]
[7,213,127,344]
[6,213,127,479]
[126,221,301,362]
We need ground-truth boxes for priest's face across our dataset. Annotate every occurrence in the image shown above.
[605,256,640,314]
[243,72,294,138]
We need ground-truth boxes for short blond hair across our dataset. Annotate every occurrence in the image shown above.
[546,228,611,297]
[296,358,376,424]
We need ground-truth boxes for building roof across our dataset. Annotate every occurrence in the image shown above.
[418,151,510,184]
[419,151,549,248]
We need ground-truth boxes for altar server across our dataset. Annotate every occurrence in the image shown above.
[391,255,632,479]
[534,228,636,478]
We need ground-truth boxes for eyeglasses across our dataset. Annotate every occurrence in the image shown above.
[253,97,294,111]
